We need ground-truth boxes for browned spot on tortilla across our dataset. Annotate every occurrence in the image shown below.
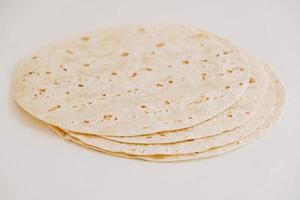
[45,71,51,74]
[249,77,256,84]
[78,84,84,87]
[168,80,173,84]
[245,111,250,115]
[102,93,106,97]
[156,83,164,87]
[227,112,233,117]
[83,120,90,124]
[192,33,209,39]
[48,105,61,112]
[188,116,193,119]
[121,52,129,57]
[39,88,46,94]
[103,114,113,120]
[131,72,137,77]
[164,100,170,105]
[225,86,230,89]
[239,82,243,86]
[83,64,90,67]
[111,72,117,75]
[138,28,145,33]
[201,59,208,62]
[145,67,152,71]
[182,60,189,64]
[223,50,233,55]
[27,71,34,75]
[201,73,206,80]
[140,105,147,108]
[80,36,91,41]
[65,49,74,54]
[32,56,38,60]
[66,91,70,95]
[156,43,165,48]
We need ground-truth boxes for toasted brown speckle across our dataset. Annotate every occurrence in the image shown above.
[65,49,74,54]
[131,72,137,77]
[48,105,61,112]
[225,86,230,89]
[111,72,117,75]
[164,100,170,105]
[182,60,189,64]
[156,43,165,48]
[138,28,145,33]
[156,83,164,87]
[249,77,256,84]
[39,88,46,94]
[103,114,113,120]
[121,52,129,57]
[80,36,90,41]
[78,84,84,87]
[32,56,38,60]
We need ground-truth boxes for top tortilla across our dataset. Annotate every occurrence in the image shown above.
[101,58,268,143]
[13,25,250,136]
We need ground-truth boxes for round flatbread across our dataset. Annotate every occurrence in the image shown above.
[60,75,275,155]
[101,58,269,143]
[48,64,284,161]
[14,25,250,136]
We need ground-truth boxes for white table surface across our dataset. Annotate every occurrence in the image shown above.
[1,0,299,199]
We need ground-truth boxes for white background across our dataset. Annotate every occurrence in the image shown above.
[1,0,299,199]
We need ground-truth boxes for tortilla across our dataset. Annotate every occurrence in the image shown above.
[13,25,250,136]
[59,76,274,155]
[48,64,284,161]
[101,58,269,144]
[139,64,285,161]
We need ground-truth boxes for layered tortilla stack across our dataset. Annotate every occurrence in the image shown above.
[13,25,284,162]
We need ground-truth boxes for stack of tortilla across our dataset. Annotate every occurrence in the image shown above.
[13,25,284,162]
